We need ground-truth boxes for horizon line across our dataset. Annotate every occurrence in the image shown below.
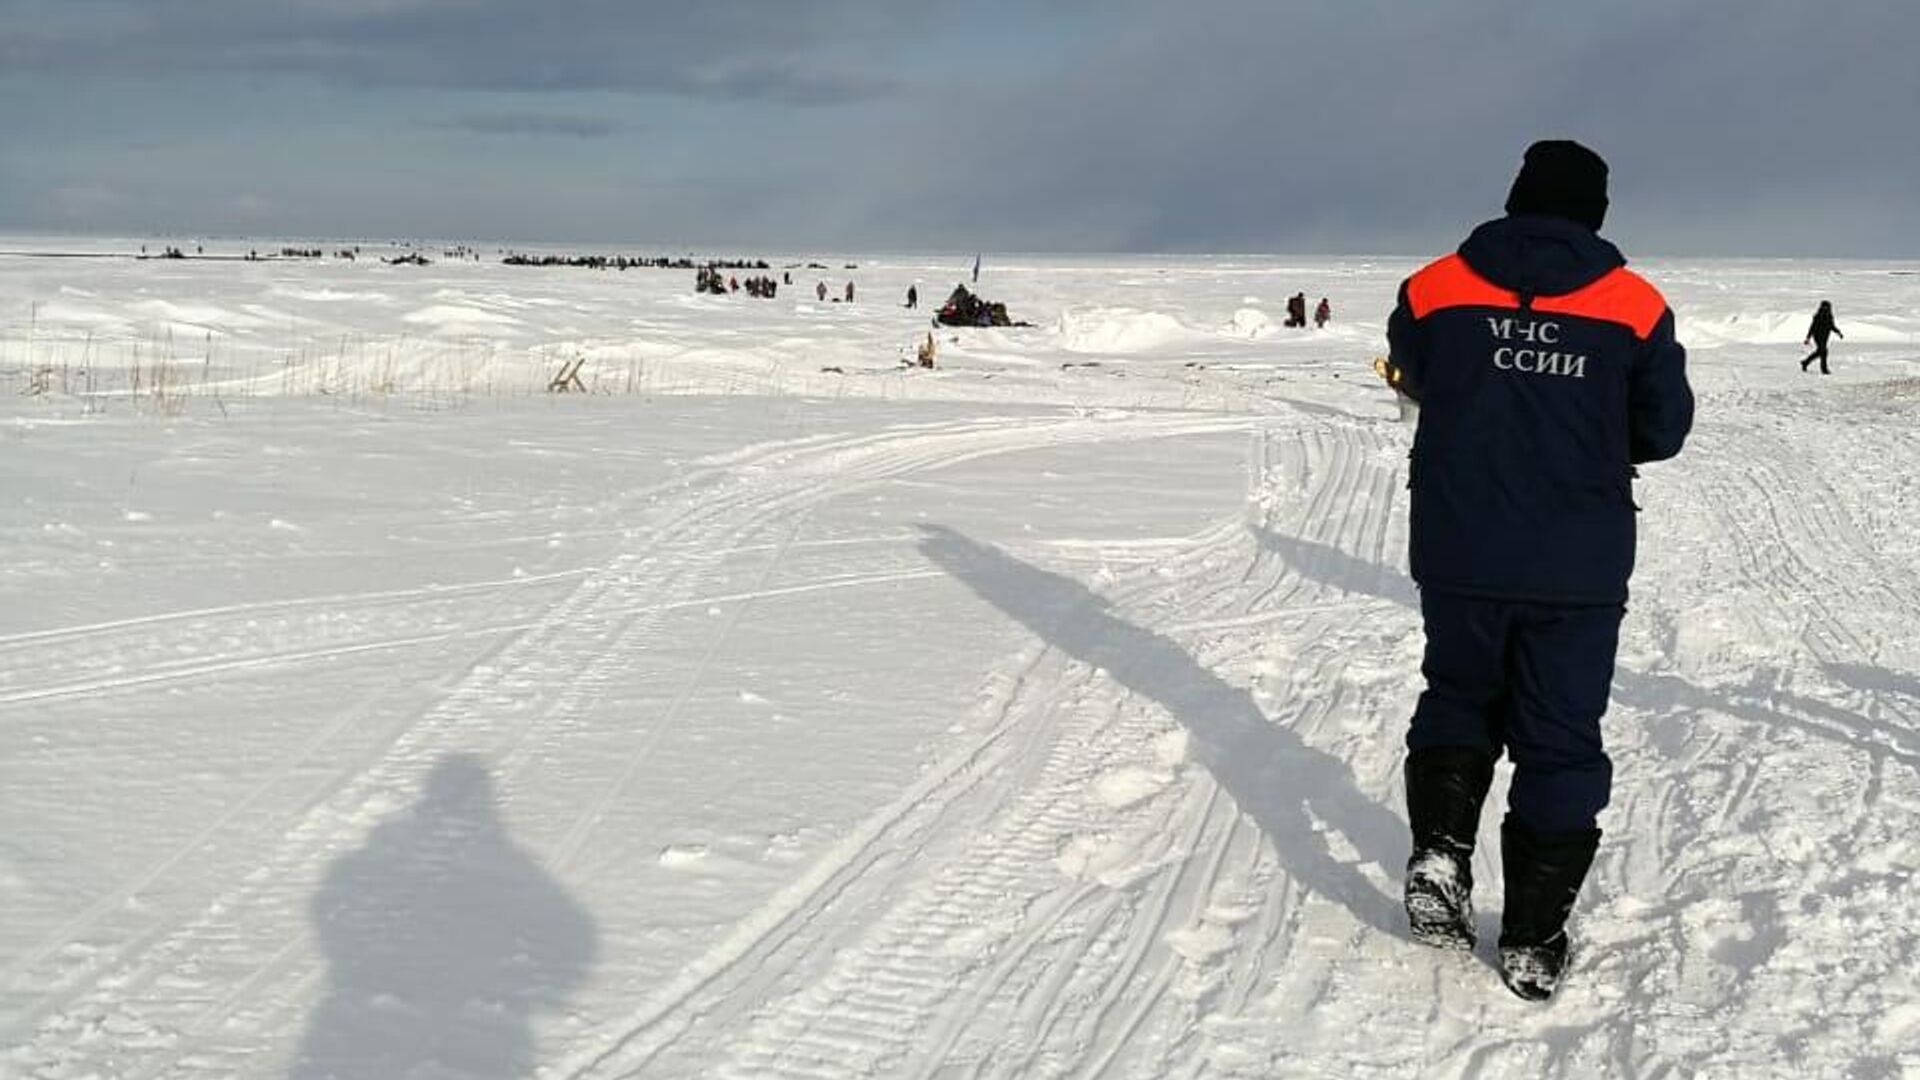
[0,226,1915,266]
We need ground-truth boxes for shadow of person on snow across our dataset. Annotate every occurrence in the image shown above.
[292,754,597,1080]
[1252,526,1920,781]
[1824,661,1920,703]
[1619,667,1920,773]
[1251,526,1418,610]
[917,525,1410,941]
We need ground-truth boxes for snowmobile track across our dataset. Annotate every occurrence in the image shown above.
[8,411,1263,1079]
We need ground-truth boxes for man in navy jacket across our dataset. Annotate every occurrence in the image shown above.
[1384,140,1693,1000]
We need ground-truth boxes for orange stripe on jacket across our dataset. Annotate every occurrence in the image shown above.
[1406,254,1668,340]
[1533,268,1667,340]
[1405,254,1515,318]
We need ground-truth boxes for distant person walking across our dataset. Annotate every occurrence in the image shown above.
[971,254,981,283]
[845,280,856,303]
[906,284,918,309]
[1314,297,1332,329]
[816,281,828,302]
[1801,300,1843,375]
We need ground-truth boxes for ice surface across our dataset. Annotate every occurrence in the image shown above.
[1,238,1917,1078]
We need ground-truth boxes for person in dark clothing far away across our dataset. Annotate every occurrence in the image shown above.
[1383,139,1694,1002]
[1801,300,1842,374]
[1286,292,1308,328]
[906,284,918,309]
[1314,297,1332,328]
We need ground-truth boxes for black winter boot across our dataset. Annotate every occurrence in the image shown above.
[1403,747,1496,950]
[1497,820,1601,1001]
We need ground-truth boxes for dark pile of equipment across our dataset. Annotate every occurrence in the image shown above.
[935,284,1013,327]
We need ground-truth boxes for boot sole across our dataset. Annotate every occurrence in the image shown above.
[1406,889,1475,950]
[1498,943,1569,1001]
[1500,973,1554,1001]
[1410,921,1476,951]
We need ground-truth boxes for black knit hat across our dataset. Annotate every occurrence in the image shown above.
[1505,139,1609,232]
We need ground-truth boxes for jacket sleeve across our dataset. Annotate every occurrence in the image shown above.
[1386,279,1424,401]
[1628,308,1693,464]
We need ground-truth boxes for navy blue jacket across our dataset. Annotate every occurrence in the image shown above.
[1387,215,1694,603]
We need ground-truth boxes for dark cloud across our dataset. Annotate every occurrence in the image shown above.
[846,0,1920,255]
[0,0,912,104]
[444,112,623,139]
[0,0,1914,254]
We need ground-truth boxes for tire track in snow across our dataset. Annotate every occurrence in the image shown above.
[0,561,953,1031]
[0,621,540,706]
[0,567,947,709]
[604,409,1423,1079]
[5,538,681,1068]
[552,415,1270,1079]
[3,421,929,1074]
[1036,422,1385,1079]
[1441,395,1920,1077]
[9,410,1265,1079]
[0,567,591,652]
[0,458,747,1022]
[1125,408,1439,1078]
[560,640,1078,1080]
[0,495,646,1046]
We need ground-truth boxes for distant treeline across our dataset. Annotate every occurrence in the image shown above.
[502,253,772,271]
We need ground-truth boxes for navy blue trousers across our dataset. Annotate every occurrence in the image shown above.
[1407,591,1623,833]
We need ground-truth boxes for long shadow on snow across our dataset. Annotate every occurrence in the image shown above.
[1825,662,1920,703]
[917,524,1410,942]
[1251,526,1920,775]
[1822,662,1920,763]
[1617,669,1920,773]
[293,754,598,1079]
[1252,527,1418,610]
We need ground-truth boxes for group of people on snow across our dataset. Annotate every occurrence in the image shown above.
[1283,291,1333,329]
[698,266,883,303]
[695,267,786,298]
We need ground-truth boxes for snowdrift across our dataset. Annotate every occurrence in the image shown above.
[1679,309,1920,349]
[1054,306,1200,354]
[1226,307,1279,339]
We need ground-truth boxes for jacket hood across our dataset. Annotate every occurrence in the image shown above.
[1457,214,1625,299]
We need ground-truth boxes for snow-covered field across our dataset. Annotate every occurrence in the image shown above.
[2,238,1918,1079]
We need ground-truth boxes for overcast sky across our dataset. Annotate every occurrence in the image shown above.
[2,1,1914,256]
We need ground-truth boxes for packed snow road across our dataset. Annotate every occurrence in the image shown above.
[2,248,1917,1078]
